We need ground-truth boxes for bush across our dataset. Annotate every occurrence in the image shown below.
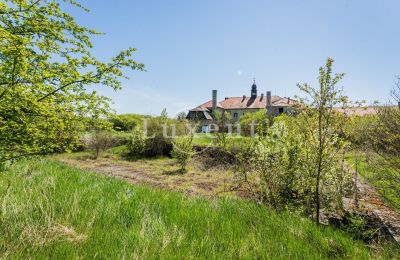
[87,131,113,159]
[171,136,194,172]
[239,109,269,136]
[109,114,148,132]
[109,131,131,146]
[126,127,146,158]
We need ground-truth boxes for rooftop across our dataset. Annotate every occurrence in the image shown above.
[192,95,298,111]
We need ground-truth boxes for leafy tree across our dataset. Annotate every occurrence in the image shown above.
[0,0,144,164]
[88,130,112,159]
[211,110,232,149]
[176,111,187,121]
[171,135,194,173]
[239,108,269,136]
[160,108,168,119]
[297,58,350,224]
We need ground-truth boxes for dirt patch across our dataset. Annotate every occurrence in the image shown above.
[343,163,400,243]
[55,155,234,197]
[194,146,236,170]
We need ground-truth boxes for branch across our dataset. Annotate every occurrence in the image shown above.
[37,61,122,102]
[0,57,18,100]
[0,0,41,15]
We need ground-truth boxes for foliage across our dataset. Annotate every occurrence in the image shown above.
[231,137,256,184]
[346,151,400,211]
[87,131,112,159]
[211,110,232,149]
[0,159,384,259]
[344,115,377,149]
[171,135,194,172]
[372,78,400,158]
[296,57,351,224]
[259,122,303,207]
[235,60,352,218]
[109,114,148,132]
[239,108,270,136]
[343,78,400,204]
[126,127,146,158]
[176,111,187,120]
[0,0,144,164]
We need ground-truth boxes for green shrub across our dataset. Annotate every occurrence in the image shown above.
[126,127,146,158]
[87,131,113,159]
[109,114,147,132]
[171,136,194,172]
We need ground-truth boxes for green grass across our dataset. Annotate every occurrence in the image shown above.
[192,133,248,147]
[346,152,400,211]
[0,159,391,259]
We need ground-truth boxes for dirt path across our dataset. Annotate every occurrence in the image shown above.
[344,164,400,242]
[56,156,232,197]
[59,157,169,187]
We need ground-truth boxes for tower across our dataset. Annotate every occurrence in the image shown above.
[251,79,257,98]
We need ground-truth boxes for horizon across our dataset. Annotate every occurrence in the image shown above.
[70,0,400,116]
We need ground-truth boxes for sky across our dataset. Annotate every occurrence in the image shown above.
[70,0,400,116]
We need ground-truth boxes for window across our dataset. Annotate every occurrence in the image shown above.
[233,112,238,119]
[278,107,284,114]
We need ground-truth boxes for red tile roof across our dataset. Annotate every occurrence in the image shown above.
[195,96,298,110]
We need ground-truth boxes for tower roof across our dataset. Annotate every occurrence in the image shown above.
[251,79,257,97]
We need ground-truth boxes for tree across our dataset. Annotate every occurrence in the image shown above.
[176,111,187,121]
[0,0,144,164]
[252,121,304,209]
[211,110,232,149]
[239,108,269,136]
[160,108,168,119]
[297,58,350,224]
[88,131,112,159]
[171,135,194,173]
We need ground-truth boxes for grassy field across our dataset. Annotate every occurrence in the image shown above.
[55,148,235,197]
[0,159,387,259]
[192,133,248,147]
[346,152,400,211]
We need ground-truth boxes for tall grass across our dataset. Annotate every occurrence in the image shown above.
[0,159,378,258]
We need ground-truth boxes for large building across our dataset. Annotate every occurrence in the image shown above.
[187,81,298,131]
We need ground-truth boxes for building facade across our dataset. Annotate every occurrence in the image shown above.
[187,81,298,131]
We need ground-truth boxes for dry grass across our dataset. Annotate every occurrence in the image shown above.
[53,149,235,197]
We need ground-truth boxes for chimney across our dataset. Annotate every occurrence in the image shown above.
[212,90,217,110]
[260,93,264,101]
[242,95,246,101]
[287,97,290,104]
[266,91,272,107]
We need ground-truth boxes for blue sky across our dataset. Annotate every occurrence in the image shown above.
[71,0,400,116]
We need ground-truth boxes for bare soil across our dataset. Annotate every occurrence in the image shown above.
[55,153,235,198]
[344,164,400,243]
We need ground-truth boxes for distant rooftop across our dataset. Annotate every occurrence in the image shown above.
[194,95,298,111]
